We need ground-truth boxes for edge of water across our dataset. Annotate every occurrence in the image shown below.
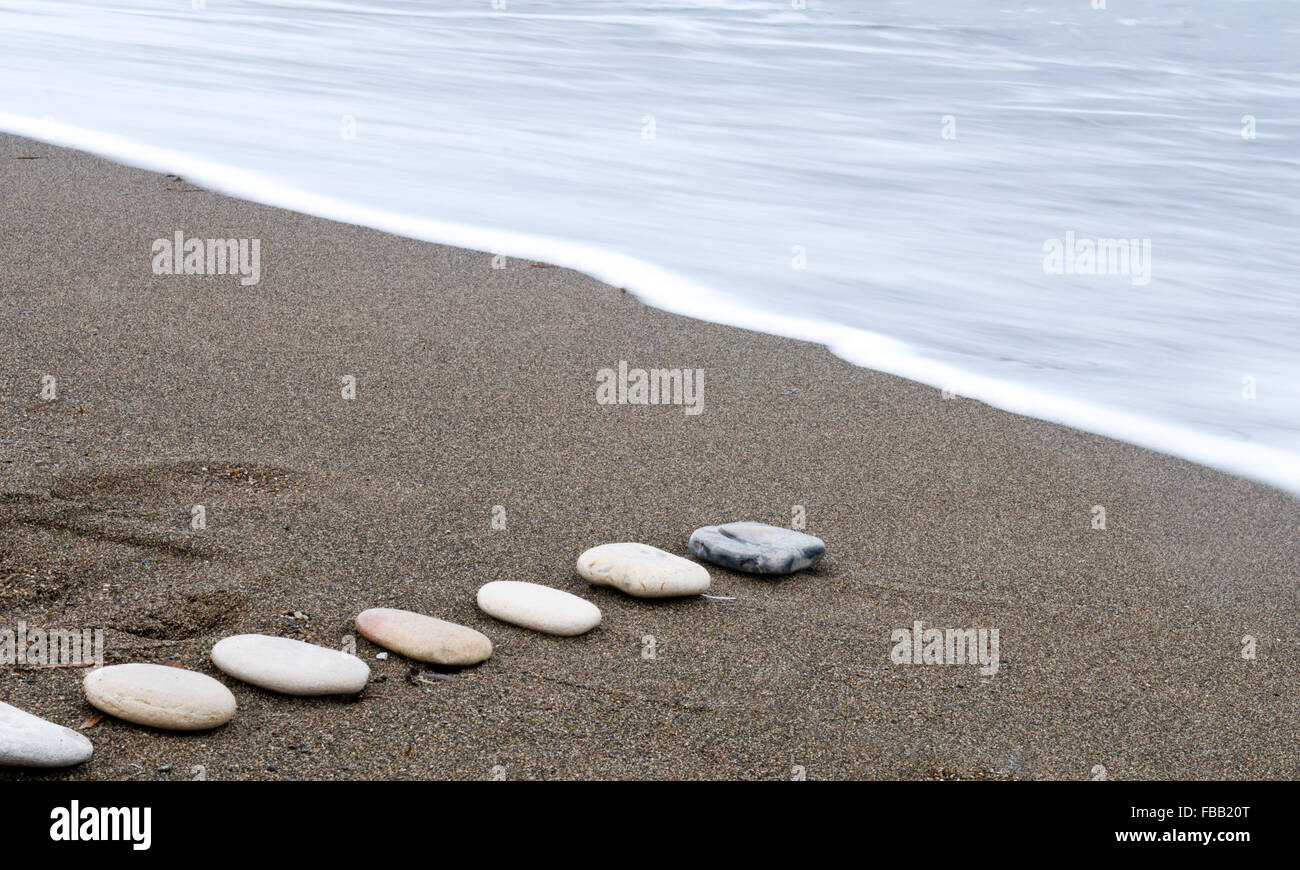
[4,112,1296,498]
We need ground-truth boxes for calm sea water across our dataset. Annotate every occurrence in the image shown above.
[2,1,1297,492]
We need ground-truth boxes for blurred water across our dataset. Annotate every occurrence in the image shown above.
[1,1,1297,492]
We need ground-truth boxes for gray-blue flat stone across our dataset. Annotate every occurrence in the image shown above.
[688,522,825,574]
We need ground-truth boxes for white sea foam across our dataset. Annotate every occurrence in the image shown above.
[1,1,1297,495]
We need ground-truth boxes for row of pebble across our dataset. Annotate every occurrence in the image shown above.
[1,521,826,768]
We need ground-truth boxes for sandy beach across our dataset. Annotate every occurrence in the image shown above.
[2,131,1298,781]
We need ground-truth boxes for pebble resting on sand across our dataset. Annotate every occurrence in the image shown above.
[84,663,237,731]
[356,608,492,666]
[212,635,370,696]
[477,581,601,636]
[689,522,826,574]
[576,542,710,597]
[0,701,94,768]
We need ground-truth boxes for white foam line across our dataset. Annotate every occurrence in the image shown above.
[5,113,1298,498]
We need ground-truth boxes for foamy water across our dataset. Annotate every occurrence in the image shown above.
[2,1,1298,493]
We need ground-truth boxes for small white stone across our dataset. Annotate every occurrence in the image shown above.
[84,663,236,731]
[356,608,492,666]
[0,701,94,768]
[576,543,710,598]
[211,634,370,696]
[476,581,601,636]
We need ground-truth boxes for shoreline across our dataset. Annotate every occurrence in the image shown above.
[4,114,1298,497]
[2,132,1299,780]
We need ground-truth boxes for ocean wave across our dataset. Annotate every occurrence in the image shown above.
[4,110,1298,496]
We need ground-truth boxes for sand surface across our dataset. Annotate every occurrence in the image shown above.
[2,133,1297,780]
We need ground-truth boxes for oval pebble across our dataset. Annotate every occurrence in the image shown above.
[0,701,94,768]
[356,608,492,666]
[476,581,601,636]
[84,663,236,731]
[576,542,710,597]
[212,634,370,695]
[688,521,826,574]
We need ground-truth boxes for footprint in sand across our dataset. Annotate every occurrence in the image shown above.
[0,461,313,643]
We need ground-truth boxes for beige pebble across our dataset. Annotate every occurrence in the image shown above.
[0,701,94,767]
[476,581,601,636]
[84,663,236,731]
[356,608,492,666]
[212,634,369,695]
[577,542,710,597]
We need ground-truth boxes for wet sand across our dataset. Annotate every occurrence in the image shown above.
[2,132,1297,780]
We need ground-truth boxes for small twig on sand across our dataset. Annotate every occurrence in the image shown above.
[33,660,95,669]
